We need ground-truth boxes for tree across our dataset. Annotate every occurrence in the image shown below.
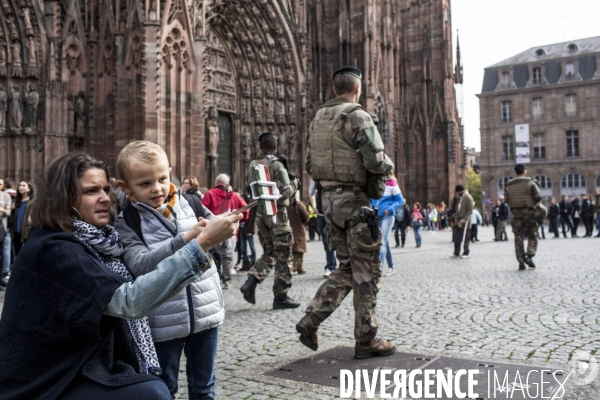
[466,168,482,210]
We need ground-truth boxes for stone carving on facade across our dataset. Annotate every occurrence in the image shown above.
[66,43,82,74]
[287,100,295,120]
[241,79,250,98]
[253,125,262,157]
[26,37,37,76]
[23,7,34,37]
[251,62,261,79]
[241,130,252,162]
[0,85,6,135]
[288,127,298,160]
[241,99,250,123]
[275,66,283,82]
[275,101,285,125]
[73,92,86,138]
[239,62,249,78]
[253,81,262,98]
[12,137,21,150]
[265,99,274,124]
[276,82,284,99]
[24,85,38,135]
[206,105,219,158]
[265,81,274,98]
[287,84,295,99]
[254,101,263,124]
[277,129,287,155]
[11,40,22,77]
[0,40,6,76]
[6,16,18,41]
[9,86,22,135]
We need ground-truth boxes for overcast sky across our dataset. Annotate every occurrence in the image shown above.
[451,0,600,151]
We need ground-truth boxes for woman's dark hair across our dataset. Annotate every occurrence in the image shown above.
[15,181,34,208]
[31,152,109,232]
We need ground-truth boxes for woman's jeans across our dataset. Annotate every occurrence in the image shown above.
[239,224,256,263]
[2,234,11,274]
[154,327,218,400]
[379,215,394,269]
[428,220,435,231]
[413,225,422,246]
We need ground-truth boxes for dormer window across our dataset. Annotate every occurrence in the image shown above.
[535,49,546,56]
[565,63,575,81]
[532,67,542,84]
[500,71,510,88]
[568,43,578,53]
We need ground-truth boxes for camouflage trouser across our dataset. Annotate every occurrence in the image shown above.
[292,252,305,273]
[248,209,293,296]
[306,189,382,344]
[511,208,539,263]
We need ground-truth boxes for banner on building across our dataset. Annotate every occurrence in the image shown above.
[514,124,530,164]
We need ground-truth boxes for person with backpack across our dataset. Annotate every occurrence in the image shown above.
[394,200,411,248]
[113,141,240,400]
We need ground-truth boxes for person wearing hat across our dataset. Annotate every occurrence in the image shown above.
[450,184,474,258]
[296,66,396,359]
[504,164,542,270]
[239,132,301,309]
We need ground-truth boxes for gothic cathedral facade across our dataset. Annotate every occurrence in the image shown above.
[0,0,464,204]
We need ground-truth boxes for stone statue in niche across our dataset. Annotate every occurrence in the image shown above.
[253,81,262,98]
[27,37,36,71]
[0,41,6,75]
[288,128,299,160]
[287,85,295,98]
[239,63,249,78]
[241,130,252,161]
[206,105,219,158]
[0,85,6,135]
[276,82,284,99]
[12,40,22,77]
[6,17,18,41]
[23,8,34,37]
[265,81,274,98]
[265,99,274,124]
[241,99,250,123]
[24,85,38,135]
[253,125,262,156]
[251,63,261,79]
[9,86,23,134]
[254,101,263,124]
[74,92,85,138]
[275,101,285,125]
[241,79,250,98]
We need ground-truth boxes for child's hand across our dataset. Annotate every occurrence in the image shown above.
[183,218,208,243]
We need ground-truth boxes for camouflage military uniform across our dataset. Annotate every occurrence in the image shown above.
[247,154,298,295]
[505,176,542,263]
[305,97,394,343]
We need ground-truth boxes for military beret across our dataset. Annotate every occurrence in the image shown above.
[259,132,278,142]
[514,164,526,174]
[455,184,465,192]
[333,66,362,79]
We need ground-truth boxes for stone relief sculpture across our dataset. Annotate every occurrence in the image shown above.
[265,81,274,98]
[9,86,22,134]
[74,92,85,138]
[253,125,262,157]
[207,105,219,158]
[253,81,262,98]
[265,99,274,124]
[241,130,252,161]
[276,82,284,99]
[278,129,287,155]
[288,128,298,160]
[23,8,34,37]
[275,101,285,125]
[0,85,6,135]
[24,85,38,135]
[254,101,263,124]
[0,41,6,76]
[12,40,22,77]
[241,99,250,123]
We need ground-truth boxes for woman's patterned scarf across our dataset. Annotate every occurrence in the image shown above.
[72,219,161,375]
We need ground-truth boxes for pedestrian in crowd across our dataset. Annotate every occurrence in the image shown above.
[450,185,474,258]
[308,179,337,277]
[548,197,560,238]
[0,178,10,288]
[559,194,573,238]
[182,176,203,200]
[438,202,448,230]
[237,190,257,270]
[580,193,594,237]
[114,142,240,400]
[240,132,301,310]
[12,180,34,255]
[0,152,240,400]
[1,178,15,283]
[427,203,438,232]
[595,188,600,237]
[491,199,500,236]
[411,202,424,248]
[570,195,581,238]
[287,193,309,274]
[371,171,404,276]
[471,206,482,242]
[296,66,396,359]
[495,196,509,241]
[505,164,542,270]
[201,173,249,289]
[307,202,319,241]
[394,200,411,248]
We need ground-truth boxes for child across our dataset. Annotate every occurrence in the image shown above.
[114,141,239,400]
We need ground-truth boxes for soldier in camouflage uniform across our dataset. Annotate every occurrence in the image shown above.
[239,132,301,309]
[295,66,396,359]
[505,164,542,270]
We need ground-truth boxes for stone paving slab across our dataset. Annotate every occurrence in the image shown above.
[2,225,599,399]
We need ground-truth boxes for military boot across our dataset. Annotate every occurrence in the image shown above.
[523,255,536,268]
[296,313,320,351]
[355,338,396,359]
[273,294,300,310]
[240,276,259,304]
[518,262,526,270]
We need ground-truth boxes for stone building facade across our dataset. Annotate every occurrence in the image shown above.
[0,0,463,204]
[478,36,600,202]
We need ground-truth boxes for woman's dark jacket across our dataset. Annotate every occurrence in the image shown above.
[0,229,160,400]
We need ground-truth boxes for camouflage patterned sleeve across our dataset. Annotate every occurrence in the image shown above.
[346,109,394,175]
[272,161,298,202]
[530,180,542,203]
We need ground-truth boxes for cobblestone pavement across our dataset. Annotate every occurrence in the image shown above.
[2,225,599,399]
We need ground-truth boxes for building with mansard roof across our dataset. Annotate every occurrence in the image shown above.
[478,36,600,203]
[0,0,464,204]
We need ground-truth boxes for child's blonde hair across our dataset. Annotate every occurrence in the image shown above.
[117,140,168,180]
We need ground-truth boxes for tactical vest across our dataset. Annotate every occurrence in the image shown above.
[249,156,292,208]
[308,103,368,186]
[506,177,537,209]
